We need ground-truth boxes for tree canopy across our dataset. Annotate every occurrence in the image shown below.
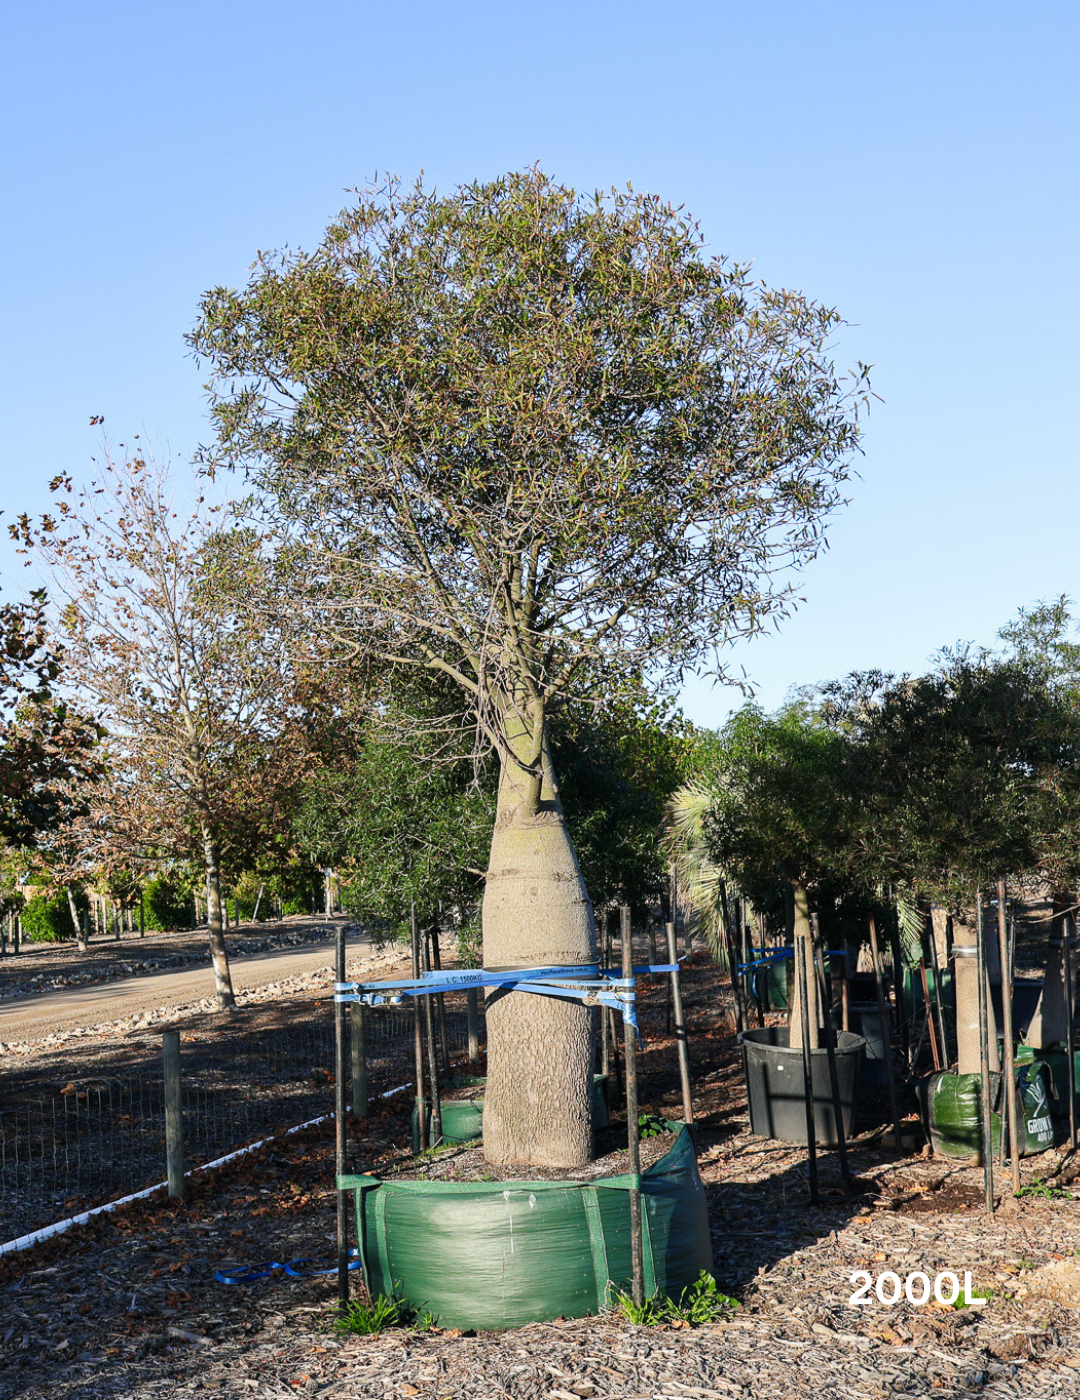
[0,589,103,848]
[190,168,871,771]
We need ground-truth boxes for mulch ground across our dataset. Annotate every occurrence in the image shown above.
[3,959,1080,1400]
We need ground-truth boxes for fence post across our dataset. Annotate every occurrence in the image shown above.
[351,1000,368,1119]
[163,1030,185,1199]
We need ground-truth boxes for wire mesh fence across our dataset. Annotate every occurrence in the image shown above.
[1,997,481,1245]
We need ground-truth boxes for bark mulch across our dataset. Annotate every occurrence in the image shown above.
[3,960,1080,1400]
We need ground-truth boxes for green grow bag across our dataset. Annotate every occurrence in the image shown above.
[338,1124,712,1331]
[411,1077,487,1149]
[1030,1048,1080,1123]
[917,1060,1055,1162]
[751,953,791,1010]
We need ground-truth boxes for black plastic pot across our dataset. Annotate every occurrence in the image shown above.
[848,1002,888,1086]
[739,1026,866,1146]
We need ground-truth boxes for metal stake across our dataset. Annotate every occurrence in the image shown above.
[795,926,820,1205]
[422,927,443,1146]
[622,904,644,1305]
[929,909,951,1071]
[1065,915,1078,1151]
[975,894,995,1213]
[607,908,621,1085]
[997,879,1020,1193]
[410,903,428,1151]
[429,924,452,1078]
[335,923,350,1310]
[600,909,611,1078]
[868,914,904,1151]
[890,925,909,1072]
[666,915,694,1126]
[814,931,852,1189]
[919,959,943,1072]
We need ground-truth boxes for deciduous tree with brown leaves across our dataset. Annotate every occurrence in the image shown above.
[14,455,305,1009]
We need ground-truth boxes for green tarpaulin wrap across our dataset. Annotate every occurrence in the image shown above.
[917,1061,1055,1161]
[1029,1048,1080,1121]
[338,1124,713,1330]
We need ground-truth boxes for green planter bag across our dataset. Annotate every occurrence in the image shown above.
[338,1123,712,1330]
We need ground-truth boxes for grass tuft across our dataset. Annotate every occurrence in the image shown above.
[333,1289,439,1336]
[613,1270,738,1326]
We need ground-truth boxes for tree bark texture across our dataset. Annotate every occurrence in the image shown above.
[930,905,949,969]
[482,705,595,1167]
[66,886,88,952]
[787,882,820,1050]
[953,914,1000,1075]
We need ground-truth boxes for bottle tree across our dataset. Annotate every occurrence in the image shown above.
[190,169,870,1165]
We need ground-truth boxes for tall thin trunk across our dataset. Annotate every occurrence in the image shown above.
[930,905,949,969]
[201,824,236,1011]
[482,701,594,1168]
[787,881,820,1049]
[954,912,999,1074]
[1025,889,1073,1049]
[66,886,88,952]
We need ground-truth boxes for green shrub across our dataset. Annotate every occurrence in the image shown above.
[141,877,192,931]
[21,892,80,942]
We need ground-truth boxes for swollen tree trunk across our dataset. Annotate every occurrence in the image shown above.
[787,881,821,1050]
[1025,889,1073,1049]
[201,824,236,1011]
[482,705,595,1168]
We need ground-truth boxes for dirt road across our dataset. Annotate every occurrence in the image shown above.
[0,929,387,1043]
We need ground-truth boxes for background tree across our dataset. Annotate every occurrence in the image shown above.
[993,599,1080,1049]
[0,589,103,849]
[191,168,870,1163]
[670,704,856,1047]
[822,649,1080,1070]
[15,455,304,1010]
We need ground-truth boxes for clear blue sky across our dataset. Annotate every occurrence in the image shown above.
[3,1,1077,727]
